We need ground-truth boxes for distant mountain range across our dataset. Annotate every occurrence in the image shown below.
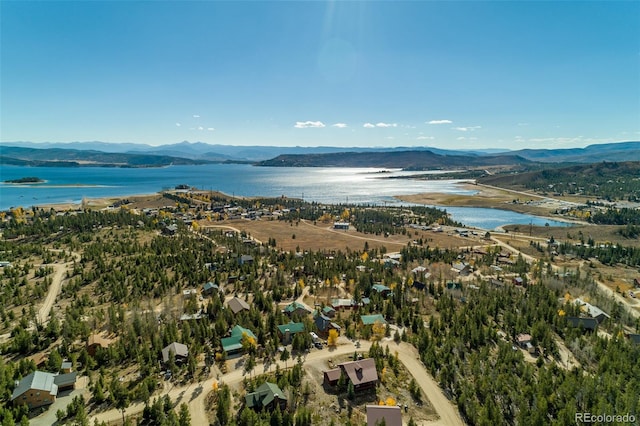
[0,146,212,168]
[0,140,638,168]
[256,150,532,169]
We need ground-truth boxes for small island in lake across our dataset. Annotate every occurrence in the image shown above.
[4,176,45,184]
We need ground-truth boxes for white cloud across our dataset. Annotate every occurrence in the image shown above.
[198,126,204,131]
[363,123,376,128]
[386,136,395,140]
[375,122,397,128]
[428,119,452,125]
[294,121,326,129]
[457,136,466,141]
[176,123,181,127]
[207,127,215,131]
[453,126,481,132]
[193,114,200,118]
[332,123,348,128]
[417,136,434,140]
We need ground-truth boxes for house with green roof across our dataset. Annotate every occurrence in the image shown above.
[372,284,393,297]
[322,306,336,318]
[277,322,305,344]
[245,382,287,411]
[283,301,312,317]
[221,325,257,356]
[360,314,387,326]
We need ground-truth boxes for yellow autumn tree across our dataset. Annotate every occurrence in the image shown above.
[380,367,387,384]
[372,321,386,341]
[386,397,396,406]
[361,252,369,262]
[241,332,257,353]
[327,329,339,347]
[10,207,25,223]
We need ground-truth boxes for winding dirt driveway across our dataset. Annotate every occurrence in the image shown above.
[37,251,80,324]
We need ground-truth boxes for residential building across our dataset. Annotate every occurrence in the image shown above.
[283,301,312,317]
[245,382,287,411]
[366,405,403,426]
[451,262,471,276]
[221,325,257,356]
[321,306,336,318]
[323,358,378,392]
[182,288,197,300]
[314,313,341,337]
[202,281,219,296]
[574,299,610,323]
[86,334,111,357]
[360,314,387,327]
[277,322,305,345]
[11,371,77,409]
[372,284,392,297]
[566,316,598,331]
[162,342,189,364]
[227,297,251,314]
[516,333,536,354]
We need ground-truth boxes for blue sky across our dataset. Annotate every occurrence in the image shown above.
[1,1,638,149]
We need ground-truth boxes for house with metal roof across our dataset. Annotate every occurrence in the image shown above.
[245,382,287,411]
[322,306,336,318]
[566,316,598,331]
[372,284,392,297]
[221,325,257,356]
[366,405,403,426]
[574,299,610,323]
[277,322,305,344]
[202,281,219,296]
[451,262,471,276]
[11,371,58,409]
[227,297,251,314]
[11,370,78,409]
[162,342,189,364]
[282,301,312,317]
[314,313,341,337]
[360,314,387,326]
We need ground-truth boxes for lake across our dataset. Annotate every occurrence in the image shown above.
[0,164,571,230]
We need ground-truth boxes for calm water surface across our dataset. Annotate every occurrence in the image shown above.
[0,164,570,230]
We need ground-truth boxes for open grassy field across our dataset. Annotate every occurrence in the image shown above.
[201,218,470,253]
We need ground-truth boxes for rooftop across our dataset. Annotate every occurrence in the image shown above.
[366,405,402,426]
[360,314,387,326]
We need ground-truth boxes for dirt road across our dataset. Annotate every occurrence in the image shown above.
[90,339,462,426]
[37,252,79,324]
[380,341,464,426]
[491,237,639,319]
